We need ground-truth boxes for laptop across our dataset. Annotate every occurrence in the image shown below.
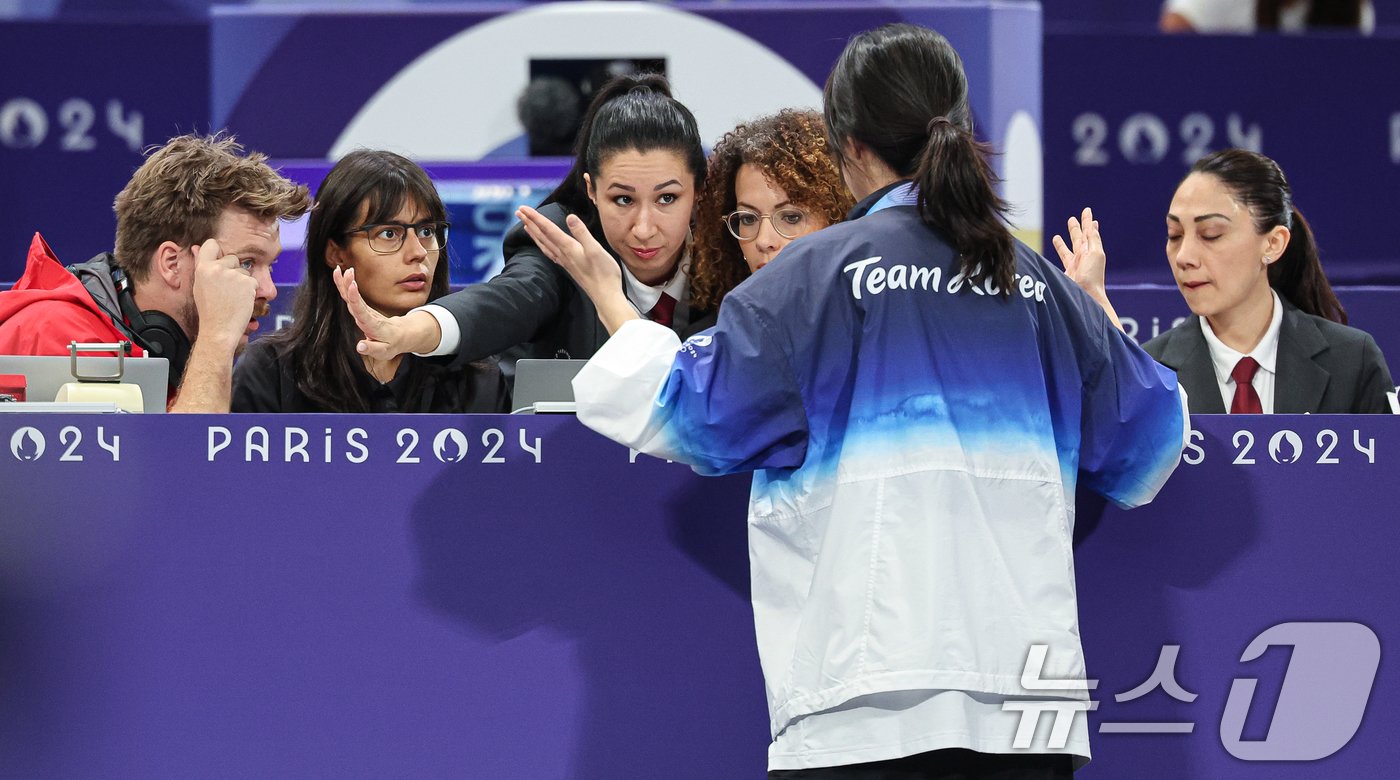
[511,358,588,414]
[0,355,169,413]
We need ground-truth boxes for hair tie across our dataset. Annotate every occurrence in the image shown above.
[927,116,954,135]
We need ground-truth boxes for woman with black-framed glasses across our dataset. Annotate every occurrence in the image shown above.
[231,149,509,413]
[688,110,853,332]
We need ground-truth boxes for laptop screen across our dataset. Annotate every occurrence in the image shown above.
[0,355,169,413]
[512,359,587,413]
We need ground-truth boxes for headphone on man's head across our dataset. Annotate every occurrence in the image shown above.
[111,266,192,381]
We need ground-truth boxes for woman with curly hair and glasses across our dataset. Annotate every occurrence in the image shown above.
[685,109,854,333]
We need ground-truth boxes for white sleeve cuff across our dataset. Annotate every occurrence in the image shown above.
[1178,383,1191,447]
[573,319,681,454]
[411,304,461,357]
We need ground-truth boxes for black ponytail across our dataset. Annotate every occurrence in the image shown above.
[914,117,1014,294]
[1190,149,1346,324]
[541,73,705,234]
[824,23,1015,296]
[1269,207,1347,324]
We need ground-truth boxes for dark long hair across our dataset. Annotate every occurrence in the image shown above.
[540,73,706,241]
[823,23,1014,296]
[1256,0,1364,29]
[268,149,453,412]
[1189,148,1346,324]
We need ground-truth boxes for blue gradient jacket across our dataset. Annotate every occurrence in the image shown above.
[575,184,1185,742]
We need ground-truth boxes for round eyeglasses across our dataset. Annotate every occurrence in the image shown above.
[345,221,450,254]
[723,208,813,241]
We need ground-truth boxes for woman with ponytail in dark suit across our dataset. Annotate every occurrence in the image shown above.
[330,73,708,374]
[1138,149,1393,414]
[526,23,1185,778]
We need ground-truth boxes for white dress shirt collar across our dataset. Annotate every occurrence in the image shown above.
[1199,289,1283,413]
[621,257,689,319]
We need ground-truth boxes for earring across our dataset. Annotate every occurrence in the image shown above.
[1263,256,1272,264]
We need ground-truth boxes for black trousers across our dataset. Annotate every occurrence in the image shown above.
[768,748,1075,780]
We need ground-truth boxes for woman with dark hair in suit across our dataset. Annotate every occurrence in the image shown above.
[231,150,508,413]
[1099,149,1392,414]
[331,74,708,372]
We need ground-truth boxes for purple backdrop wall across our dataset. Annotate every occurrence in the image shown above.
[1042,32,1400,284]
[0,21,209,276]
[0,414,1396,777]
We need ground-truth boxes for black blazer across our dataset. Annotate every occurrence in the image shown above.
[682,308,718,338]
[1142,303,1394,414]
[432,204,711,374]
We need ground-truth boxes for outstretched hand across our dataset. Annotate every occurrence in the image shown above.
[517,206,639,335]
[1051,207,1107,296]
[332,265,439,360]
[516,206,622,296]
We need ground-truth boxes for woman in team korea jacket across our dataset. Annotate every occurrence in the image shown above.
[520,25,1187,779]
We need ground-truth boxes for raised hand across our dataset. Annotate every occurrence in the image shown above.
[516,207,622,297]
[169,238,258,412]
[1051,207,1107,296]
[1051,207,1123,332]
[190,238,258,350]
[516,207,639,335]
[332,265,441,360]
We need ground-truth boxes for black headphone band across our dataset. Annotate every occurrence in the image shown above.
[111,266,191,383]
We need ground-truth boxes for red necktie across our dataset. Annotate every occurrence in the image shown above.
[1230,357,1263,414]
[647,293,676,328]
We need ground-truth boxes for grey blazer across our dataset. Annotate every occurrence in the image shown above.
[1142,303,1394,414]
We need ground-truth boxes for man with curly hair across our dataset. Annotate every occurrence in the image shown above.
[0,134,310,412]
